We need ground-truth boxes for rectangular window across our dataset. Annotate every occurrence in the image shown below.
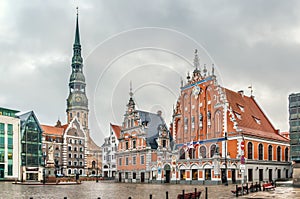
[8,153,12,160]
[133,156,136,165]
[119,158,122,166]
[141,155,145,165]
[133,140,136,149]
[7,124,13,135]
[248,169,253,182]
[7,137,13,149]
[0,123,4,134]
[0,151,4,162]
[126,142,129,150]
[126,157,129,165]
[8,164,13,176]
[0,136,4,148]
[191,116,195,130]
[133,172,136,179]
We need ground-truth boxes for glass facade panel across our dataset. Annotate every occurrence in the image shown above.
[0,123,4,134]
[7,124,13,135]
[8,164,12,176]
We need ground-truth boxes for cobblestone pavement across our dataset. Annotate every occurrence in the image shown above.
[0,181,299,199]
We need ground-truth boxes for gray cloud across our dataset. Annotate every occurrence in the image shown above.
[1,0,299,145]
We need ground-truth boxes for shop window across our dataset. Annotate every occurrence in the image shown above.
[205,169,211,180]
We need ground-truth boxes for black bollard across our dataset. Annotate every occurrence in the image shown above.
[128,197,132,199]
[182,190,185,199]
[98,198,101,199]
[259,182,261,191]
[150,194,152,199]
[195,188,197,199]
[236,184,238,197]
[166,191,168,199]
[205,187,208,199]
[255,182,258,192]
[246,183,249,194]
[64,197,67,199]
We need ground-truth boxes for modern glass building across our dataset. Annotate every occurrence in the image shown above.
[289,93,300,162]
[0,107,20,180]
[17,111,43,181]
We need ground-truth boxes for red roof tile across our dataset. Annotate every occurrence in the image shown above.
[224,89,288,143]
[41,124,64,136]
[110,123,121,139]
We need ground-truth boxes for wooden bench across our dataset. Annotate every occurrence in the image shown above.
[262,183,275,191]
[177,191,201,199]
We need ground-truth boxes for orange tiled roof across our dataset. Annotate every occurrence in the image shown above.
[110,123,121,139]
[61,124,68,131]
[224,89,289,143]
[41,124,64,136]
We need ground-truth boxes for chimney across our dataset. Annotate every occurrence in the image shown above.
[157,110,162,116]
[238,90,244,97]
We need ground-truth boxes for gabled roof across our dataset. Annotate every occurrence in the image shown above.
[137,110,168,149]
[41,125,64,136]
[224,89,288,142]
[16,111,43,133]
[110,123,121,139]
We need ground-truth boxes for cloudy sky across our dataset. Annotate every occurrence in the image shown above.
[1,0,300,146]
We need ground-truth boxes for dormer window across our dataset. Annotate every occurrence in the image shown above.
[235,112,242,120]
[253,117,261,125]
[237,104,244,112]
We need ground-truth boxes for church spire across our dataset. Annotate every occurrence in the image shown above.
[74,7,80,46]
[67,8,88,129]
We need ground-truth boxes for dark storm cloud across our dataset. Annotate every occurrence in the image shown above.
[1,0,299,145]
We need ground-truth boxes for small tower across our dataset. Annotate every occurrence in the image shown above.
[66,9,89,130]
[124,82,139,129]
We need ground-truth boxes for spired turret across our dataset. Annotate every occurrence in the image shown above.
[66,9,89,129]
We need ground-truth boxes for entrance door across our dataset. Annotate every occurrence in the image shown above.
[118,173,122,182]
[0,164,4,179]
[141,172,145,183]
[221,169,226,183]
[259,169,263,182]
[164,164,171,183]
[231,169,236,184]
[165,170,170,183]
[269,169,273,182]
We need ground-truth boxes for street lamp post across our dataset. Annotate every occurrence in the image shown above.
[96,152,99,183]
[43,154,47,184]
[224,132,228,186]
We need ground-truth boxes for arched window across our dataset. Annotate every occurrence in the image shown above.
[268,145,273,161]
[247,142,253,159]
[285,148,289,162]
[200,146,206,158]
[277,146,281,161]
[179,148,185,159]
[258,144,263,160]
[210,144,216,158]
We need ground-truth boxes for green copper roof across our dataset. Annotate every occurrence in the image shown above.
[74,13,80,45]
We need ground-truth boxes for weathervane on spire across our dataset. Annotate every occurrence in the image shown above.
[248,84,253,96]
[129,81,133,97]
[76,7,79,15]
[193,49,199,69]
